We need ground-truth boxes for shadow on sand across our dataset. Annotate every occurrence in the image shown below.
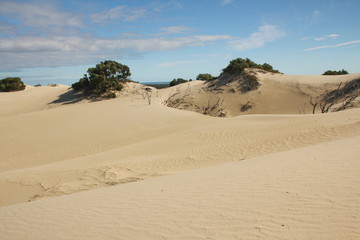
[48,89,85,105]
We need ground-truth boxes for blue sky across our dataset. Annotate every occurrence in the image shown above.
[0,0,359,85]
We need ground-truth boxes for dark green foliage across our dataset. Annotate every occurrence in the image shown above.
[222,58,280,75]
[238,73,261,93]
[170,78,188,87]
[322,69,349,75]
[312,78,360,113]
[0,77,26,92]
[262,63,274,71]
[196,73,216,81]
[71,60,130,96]
[103,92,117,99]
[323,78,360,104]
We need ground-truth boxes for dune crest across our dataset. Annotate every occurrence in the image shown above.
[1,135,359,239]
[1,74,360,239]
[158,70,360,117]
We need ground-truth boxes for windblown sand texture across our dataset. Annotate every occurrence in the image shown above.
[1,72,360,239]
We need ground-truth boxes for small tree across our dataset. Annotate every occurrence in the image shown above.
[262,63,274,71]
[322,69,349,75]
[221,58,279,76]
[72,60,131,96]
[196,73,216,81]
[0,77,26,92]
[169,78,188,87]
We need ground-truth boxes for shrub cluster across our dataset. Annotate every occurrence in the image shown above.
[322,69,349,75]
[0,77,26,92]
[238,73,261,93]
[196,73,216,81]
[222,58,280,75]
[169,78,189,87]
[72,60,131,97]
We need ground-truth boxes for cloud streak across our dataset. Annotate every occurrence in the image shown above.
[229,25,285,51]
[0,1,283,73]
[90,5,147,23]
[315,34,339,41]
[160,26,193,34]
[304,40,360,51]
[0,35,231,70]
[0,1,83,28]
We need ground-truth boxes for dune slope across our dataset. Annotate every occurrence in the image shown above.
[0,135,359,240]
[0,77,360,239]
[158,71,360,117]
[1,80,360,206]
[0,85,80,117]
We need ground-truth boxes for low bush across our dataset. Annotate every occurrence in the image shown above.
[0,77,26,92]
[238,73,261,93]
[322,69,349,75]
[71,60,130,98]
[196,73,217,81]
[222,58,280,76]
[170,78,188,87]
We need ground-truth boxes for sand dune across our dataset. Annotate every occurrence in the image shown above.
[1,91,359,206]
[0,135,359,240]
[0,85,79,117]
[158,71,360,116]
[1,73,360,239]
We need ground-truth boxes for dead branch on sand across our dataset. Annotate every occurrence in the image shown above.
[309,79,360,113]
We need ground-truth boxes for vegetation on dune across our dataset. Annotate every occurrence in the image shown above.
[237,73,261,93]
[207,58,275,93]
[322,69,349,75]
[0,77,26,92]
[72,60,131,98]
[309,78,360,113]
[163,57,279,117]
[196,73,216,81]
[169,78,190,87]
[221,58,280,75]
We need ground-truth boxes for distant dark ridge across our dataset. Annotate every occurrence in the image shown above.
[142,82,170,89]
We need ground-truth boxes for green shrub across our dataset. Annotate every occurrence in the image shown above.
[238,73,261,93]
[103,92,117,99]
[71,60,130,97]
[0,77,26,92]
[196,73,216,81]
[222,58,280,75]
[170,78,188,87]
[322,69,349,75]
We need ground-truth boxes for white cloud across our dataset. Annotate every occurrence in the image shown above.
[300,36,313,41]
[0,35,231,53]
[304,40,360,51]
[0,1,83,28]
[160,26,193,34]
[0,34,231,70]
[90,5,147,23]
[222,0,234,5]
[229,25,285,51]
[315,34,339,41]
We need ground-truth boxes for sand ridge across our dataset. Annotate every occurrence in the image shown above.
[1,73,360,239]
[0,91,359,206]
[157,71,360,116]
[0,135,359,239]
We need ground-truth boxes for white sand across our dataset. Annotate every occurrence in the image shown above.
[0,74,360,239]
[157,71,360,116]
[0,136,359,239]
